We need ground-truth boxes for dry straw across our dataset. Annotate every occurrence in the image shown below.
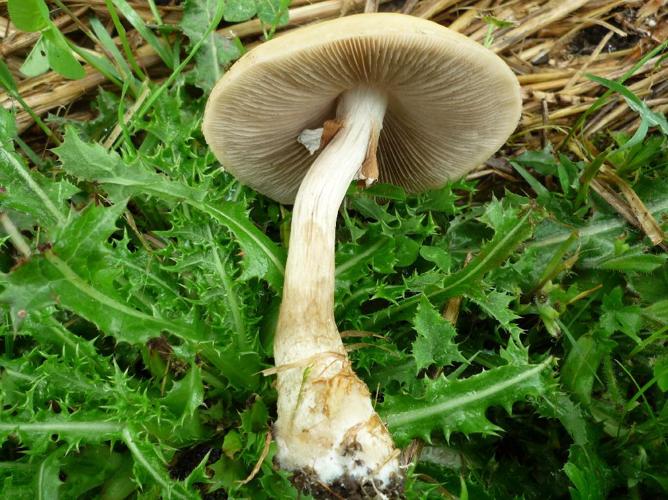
[0,0,666,243]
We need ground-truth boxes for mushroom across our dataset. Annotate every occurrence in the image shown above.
[202,13,521,497]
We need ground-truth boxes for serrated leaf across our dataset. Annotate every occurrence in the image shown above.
[369,206,537,328]
[240,397,268,434]
[0,148,75,228]
[163,365,204,419]
[600,287,642,341]
[182,0,240,91]
[412,298,464,372]
[380,358,552,445]
[561,334,606,405]
[0,203,205,344]
[419,245,451,271]
[643,299,668,325]
[597,252,667,273]
[35,450,63,500]
[222,430,243,458]
[538,392,591,446]
[469,289,522,334]
[564,445,612,500]
[468,288,528,363]
[54,128,205,203]
[55,128,285,290]
[196,201,285,289]
[121,428,193,499]
[531,193,668,251]
[0,417,124,447]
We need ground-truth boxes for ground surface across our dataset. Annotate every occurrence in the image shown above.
[0,1,667,499]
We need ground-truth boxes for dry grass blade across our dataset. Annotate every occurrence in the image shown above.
[219,0,367,39]
[415,0,460,20]
[448,0,491,33]
[590,177,640,229]
[562,31,615,90]
[1,0,666,165]
[237,430,273,486]
[365,0,380,13]
[491,0,592,53]
[601,168,666,246]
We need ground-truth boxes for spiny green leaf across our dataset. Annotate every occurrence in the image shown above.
[0,148,76,228]
[0,203,206,344]
[597,252,667,273]
[412,298,464,373]
[193,201,285,289]
[564,445,612,500]
[643,300,668,325]
[121,428,193,499]
[181,0,240,91]
[530,195,668,250]
[419,246,451,272]
[369,206,537,328]
[538,392,591,447]
[0,417,124,446]
[55,128,285,290]
[380,358,553,445]
[54,128,204,203]
[600,287,642,341]
[561,334,607,405]
[163,364,204,420]
[35,450,63,500]
[469,289,522,335]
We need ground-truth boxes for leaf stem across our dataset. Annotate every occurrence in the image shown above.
[0,212,31,257]
[0,149,66,226]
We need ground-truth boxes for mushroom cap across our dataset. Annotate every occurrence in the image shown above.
[203,13,522,204]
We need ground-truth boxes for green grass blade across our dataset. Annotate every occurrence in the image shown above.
[111,0,174,68]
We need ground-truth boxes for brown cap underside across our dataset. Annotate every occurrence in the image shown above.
[203,13,522,204]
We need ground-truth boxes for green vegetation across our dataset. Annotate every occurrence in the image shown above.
[1,1,667,498]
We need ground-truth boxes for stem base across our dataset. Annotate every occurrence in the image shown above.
[273,350,401,495]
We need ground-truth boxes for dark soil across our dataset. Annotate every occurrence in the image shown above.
[169,443,222,480]
[569,10,641,55]
[291,468,405,499]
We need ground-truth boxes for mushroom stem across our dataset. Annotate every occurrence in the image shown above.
[274,88,401,493]
[281,88,386,324]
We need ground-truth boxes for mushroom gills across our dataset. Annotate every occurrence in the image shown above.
[274,87,401,495]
